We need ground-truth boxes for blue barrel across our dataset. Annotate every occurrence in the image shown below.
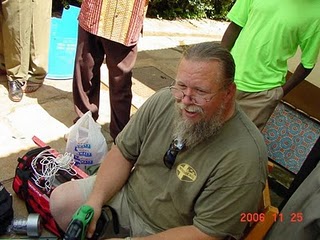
[47,6,80,79]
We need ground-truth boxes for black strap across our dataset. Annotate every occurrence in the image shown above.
[98,205,120,238]
[107,205,120,234]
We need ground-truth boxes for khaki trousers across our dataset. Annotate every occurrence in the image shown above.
[78,176,156,237]
[0,0,51,83]
[236,87,284,131]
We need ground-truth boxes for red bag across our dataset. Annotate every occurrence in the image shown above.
[12,136,88,236]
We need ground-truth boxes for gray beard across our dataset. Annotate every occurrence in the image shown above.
[172,103,225,148]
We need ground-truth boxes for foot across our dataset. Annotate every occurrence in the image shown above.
[23,81,43,93]
[8,80,25,102]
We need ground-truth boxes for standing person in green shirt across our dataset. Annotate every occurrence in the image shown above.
[50,42,268,240]
[221,0,320,131]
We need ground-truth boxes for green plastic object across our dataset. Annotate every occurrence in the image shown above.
[64,205,94,240]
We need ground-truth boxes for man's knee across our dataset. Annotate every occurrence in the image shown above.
[49,181,83,230]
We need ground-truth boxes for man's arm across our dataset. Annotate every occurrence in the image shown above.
[220,22,242,51]
[109,225,222,240]
[86,144,134,238]
[282,63,313,96]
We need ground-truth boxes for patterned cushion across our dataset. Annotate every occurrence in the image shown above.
[262,101,320,174]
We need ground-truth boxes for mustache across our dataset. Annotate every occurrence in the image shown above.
[176,102,204,114]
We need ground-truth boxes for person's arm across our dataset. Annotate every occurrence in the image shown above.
[85,144,134,238]
[220,22,242,51]
[108,225,222,240]
[282,63,313,96]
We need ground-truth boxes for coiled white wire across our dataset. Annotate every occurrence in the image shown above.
[31,149,76,192]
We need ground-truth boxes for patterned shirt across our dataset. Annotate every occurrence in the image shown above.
[78,0,149,46]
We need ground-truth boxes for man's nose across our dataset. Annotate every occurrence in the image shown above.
[181,88,194,105]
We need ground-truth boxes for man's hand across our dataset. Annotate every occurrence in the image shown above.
[85,203,102,238]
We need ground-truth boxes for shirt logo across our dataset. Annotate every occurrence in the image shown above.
[176,163,197,182]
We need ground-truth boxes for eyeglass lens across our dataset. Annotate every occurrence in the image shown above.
[170,87,206,105]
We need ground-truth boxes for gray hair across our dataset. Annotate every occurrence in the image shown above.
[182,42,235,85]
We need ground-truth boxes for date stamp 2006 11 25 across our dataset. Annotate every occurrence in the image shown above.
[240,212,304,223]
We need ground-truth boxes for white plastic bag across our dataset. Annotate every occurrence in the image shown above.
[65,111,107,173]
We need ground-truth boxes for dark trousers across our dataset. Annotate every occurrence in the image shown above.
[73,26,137,140]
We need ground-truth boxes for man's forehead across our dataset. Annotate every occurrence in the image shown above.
[177,60,222,85]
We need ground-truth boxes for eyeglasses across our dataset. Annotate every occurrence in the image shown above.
[169,84,224,106]
[163,139,185,169]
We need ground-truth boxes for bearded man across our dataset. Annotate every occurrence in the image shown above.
[50,42,268,240]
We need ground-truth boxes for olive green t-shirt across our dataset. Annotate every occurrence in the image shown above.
[116,88,268,239]
[227,0,320,92]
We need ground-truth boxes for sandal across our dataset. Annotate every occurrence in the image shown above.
[23,81,43,93]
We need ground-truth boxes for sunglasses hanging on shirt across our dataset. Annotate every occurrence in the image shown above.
[163,138,185,169]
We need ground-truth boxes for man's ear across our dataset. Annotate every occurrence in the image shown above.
[225,82,236,99]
